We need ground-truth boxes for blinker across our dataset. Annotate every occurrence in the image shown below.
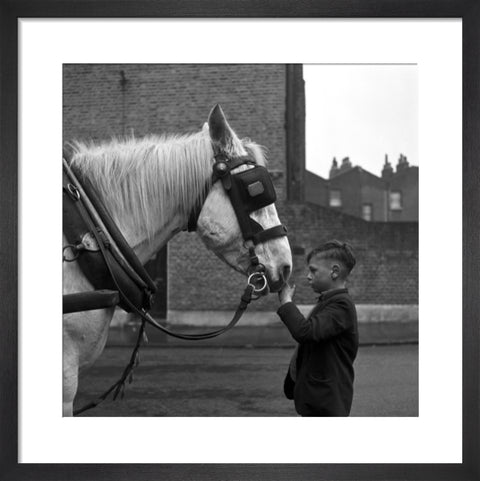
[187,154,287,247]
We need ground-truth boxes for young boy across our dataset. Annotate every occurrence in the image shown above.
[277,240,358,417]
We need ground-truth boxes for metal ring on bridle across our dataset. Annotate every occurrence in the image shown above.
[67,183,81,201]
[247,272,268,293]
[63,244,79,262]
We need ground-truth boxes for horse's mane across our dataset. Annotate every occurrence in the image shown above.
[67,129,267,241]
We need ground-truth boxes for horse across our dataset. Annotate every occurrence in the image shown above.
[63,105,292,416]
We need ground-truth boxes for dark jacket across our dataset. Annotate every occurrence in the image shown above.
[277,288,358,417]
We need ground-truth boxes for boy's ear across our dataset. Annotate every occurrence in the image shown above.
[331,264,340,279]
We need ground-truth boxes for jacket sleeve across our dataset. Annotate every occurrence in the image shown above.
[277,300,353,343]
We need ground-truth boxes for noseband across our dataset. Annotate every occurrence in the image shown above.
[187,152,288,280]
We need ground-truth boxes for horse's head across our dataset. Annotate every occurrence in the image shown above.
[194,105,292,293]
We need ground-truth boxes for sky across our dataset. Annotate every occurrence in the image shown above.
[304,64,418,179]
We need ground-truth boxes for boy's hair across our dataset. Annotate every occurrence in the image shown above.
[307,240,356,278]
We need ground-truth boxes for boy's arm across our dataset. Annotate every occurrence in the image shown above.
[277,301,353,343]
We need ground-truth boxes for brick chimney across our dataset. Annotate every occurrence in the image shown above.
[339,156,352,174]
[396,154,410,172]
[329,157,339,178]
[381,154,394,180]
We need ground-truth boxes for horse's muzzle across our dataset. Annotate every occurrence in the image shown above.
[267,264,291,293]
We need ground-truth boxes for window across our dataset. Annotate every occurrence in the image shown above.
[362,204,373,221]
[329,189,342,207]
[389,191,403,210]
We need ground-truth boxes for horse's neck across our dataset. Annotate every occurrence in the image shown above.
[127,216,183,264]
[86,139,210,265]
[104,187,189,266]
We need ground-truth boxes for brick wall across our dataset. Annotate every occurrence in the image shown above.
[64,64,287,176]
[281,202,418,306]
[305,170,328,206]
[63,64,418,319]
[165,200,418,312]
[63,63,289,311]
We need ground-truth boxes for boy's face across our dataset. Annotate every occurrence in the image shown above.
[306,255,338,293]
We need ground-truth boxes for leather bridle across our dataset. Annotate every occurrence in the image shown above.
[187,152,288,280]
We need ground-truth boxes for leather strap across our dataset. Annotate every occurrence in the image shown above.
[72,279,256,416]
[251,224,288,245]
[187,156,258,232]
[68,162,157,294]
[63,162,153,311]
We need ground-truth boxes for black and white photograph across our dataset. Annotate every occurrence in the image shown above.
[4,10,477,480]
[62,63,419,418]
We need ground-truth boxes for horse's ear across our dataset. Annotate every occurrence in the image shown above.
[208,104,234,152]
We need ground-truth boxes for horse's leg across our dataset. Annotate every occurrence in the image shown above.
[63,308,115,416]
[63,327,80,416]
[63,252,115,415]
[63,365,78,416]
[63,385,76,417]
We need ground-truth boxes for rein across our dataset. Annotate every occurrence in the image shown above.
[73,280,262,415]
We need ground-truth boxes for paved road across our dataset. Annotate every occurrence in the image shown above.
[74,344,418,417]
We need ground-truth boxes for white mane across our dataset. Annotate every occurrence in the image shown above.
[67,130,267,241]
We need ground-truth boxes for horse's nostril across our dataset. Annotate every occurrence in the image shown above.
[282,264,292,282]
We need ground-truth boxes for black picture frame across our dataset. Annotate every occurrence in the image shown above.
[1,1,478,480]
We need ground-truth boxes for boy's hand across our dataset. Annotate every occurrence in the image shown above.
[278,283,296,305]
